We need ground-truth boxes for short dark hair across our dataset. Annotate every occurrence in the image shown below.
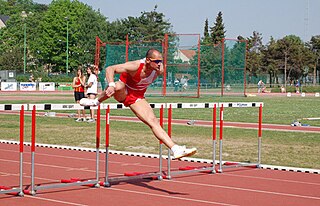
[146,48,160,58]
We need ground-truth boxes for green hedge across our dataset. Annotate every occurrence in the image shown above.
[16,73,73,83]
[271,85,320,93]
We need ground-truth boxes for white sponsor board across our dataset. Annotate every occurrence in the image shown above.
[20,82,37,91]
[1,82,18,91]
[39,82,55,91]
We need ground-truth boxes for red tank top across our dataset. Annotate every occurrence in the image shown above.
[74,78,84,92]
[119,59,158,92]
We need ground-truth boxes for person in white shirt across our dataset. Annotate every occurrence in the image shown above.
[86,66,98,123]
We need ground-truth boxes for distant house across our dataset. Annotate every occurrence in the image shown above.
[0,15,9,28]
[174,49,196,63]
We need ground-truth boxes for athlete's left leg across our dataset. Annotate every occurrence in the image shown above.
[129,99,197,159]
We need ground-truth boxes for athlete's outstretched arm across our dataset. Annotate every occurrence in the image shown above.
[105,60,141,84]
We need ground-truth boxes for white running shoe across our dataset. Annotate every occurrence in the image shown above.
[75,118,82,122]
[87,118,96,123]
[173,146,197,160]
[79,98,99,106]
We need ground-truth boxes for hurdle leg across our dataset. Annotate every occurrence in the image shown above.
[94,106,101,188]
[0,105,25,196]
[166,104,172,179]
[212,104,217,174]
[218,104,224,173]
[30,105,36,195]
[18,106,25,196]
[257,104,263,168]
[158,144,163,180]
[104,106,110,187]
[158,105,164,180]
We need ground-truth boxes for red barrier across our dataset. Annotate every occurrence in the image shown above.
[219,104,224,140]
[20,105,24,152]
[168,104,172,138]
[96,105,101,149]
[212,104,217,140]
[259,104,262,137]
[31,105,36,152]
[105,105,110,148]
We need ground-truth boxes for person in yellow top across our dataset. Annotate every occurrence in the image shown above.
[72,67,87,122]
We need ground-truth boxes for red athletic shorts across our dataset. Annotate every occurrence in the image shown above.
[121,87,146,107]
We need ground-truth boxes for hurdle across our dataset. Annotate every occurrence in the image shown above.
[165,103,219,177]
[164,102,263,176]
[101,103,167,187]
[0,104,26,196]
[217,102,263,172]
[25,104,103,196]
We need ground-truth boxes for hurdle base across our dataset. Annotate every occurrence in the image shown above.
[169,166,217,177]
[25,179,102,195]
[106,172,166,185]
[0,186,24,196]
[223,162,259,169]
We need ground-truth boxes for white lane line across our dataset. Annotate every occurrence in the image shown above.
[168,179,320,200]
[26,195,88,206]
[107,187,239,206]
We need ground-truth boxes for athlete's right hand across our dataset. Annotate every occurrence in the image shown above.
[105,86,115,97]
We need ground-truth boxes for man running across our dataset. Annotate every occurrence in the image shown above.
[80,48,197,159]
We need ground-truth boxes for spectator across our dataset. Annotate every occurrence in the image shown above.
[280,85,286,93]
[72,67,87,122]
[257,80,265,93]
[295,80,300,93]
[174,78,180,92]
[29,74,34,82]
[181,76,188,91]
[86,65,98,123]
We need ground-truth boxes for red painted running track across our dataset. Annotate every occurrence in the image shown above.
[0,142,319,206]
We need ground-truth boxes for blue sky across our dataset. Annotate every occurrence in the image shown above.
[34,0,320,44]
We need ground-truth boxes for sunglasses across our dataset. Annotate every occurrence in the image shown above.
[149,58,163,64]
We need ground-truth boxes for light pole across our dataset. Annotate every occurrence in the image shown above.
[21,11,27,74]
[65,17,69,76]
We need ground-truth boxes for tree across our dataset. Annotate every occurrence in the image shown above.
[261,37,281,86]
[277,35,307,84]
[246,31,264,83]
[202,18,210,44]
[308,35,320,85]
[30,0,109,74]
[210,11,225,45]
[198,12,226,85]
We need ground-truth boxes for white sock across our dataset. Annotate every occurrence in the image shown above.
[94,99,100,105]
[171,144,180,153]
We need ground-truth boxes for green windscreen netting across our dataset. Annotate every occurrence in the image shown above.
[222,39,247,96]
[165,34,200,97]
[100,36,246,96]
[200,43,223,96]
[103,42,164,95]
